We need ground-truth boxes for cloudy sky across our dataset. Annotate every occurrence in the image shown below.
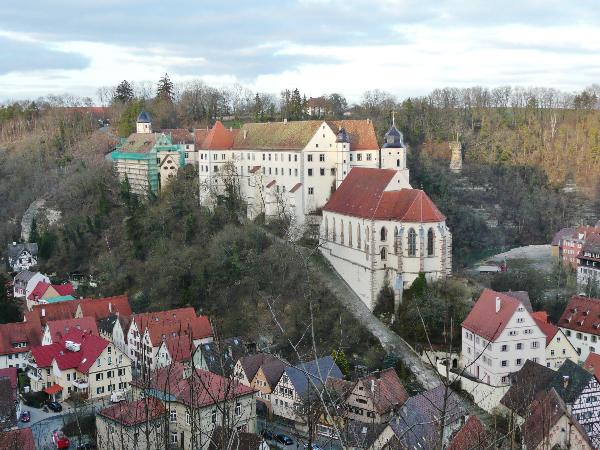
[1,0,600,102]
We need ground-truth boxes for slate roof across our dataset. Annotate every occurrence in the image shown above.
[131,362,255,408]
[258,358,288,388]
[99,397,166,426]
[382,125,404,149]
[356,368,409,415]
[197,337,246,376]
[558,295,600,335]
[136,111,151,123]
[391,385,465,449]
[447,416,490,450]
[552,227,576,246]
[501,359,595,416]
[323,167,445,222]
[13,270,36,283]
[0,428,36,450]
[342,420,387,449]
[46,317,99,342]
[285,356,343,397]
[31,329,109,373]
[238,353,280,382]
[7,242,37,260]
[522,388,592,450]
[0,316,42,356]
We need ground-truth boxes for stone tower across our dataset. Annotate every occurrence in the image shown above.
[449,141,462,173]
[136,111,152,134]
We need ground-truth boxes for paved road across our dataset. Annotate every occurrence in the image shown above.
[257,417,342,450]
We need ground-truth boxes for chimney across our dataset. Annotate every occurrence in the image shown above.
[495,297,501,313]
[108,302,112,313]
[563,375,570,388]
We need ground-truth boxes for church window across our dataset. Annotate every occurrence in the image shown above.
[357,225,361,249]
[427,228,435,256]
[408,228,417,256]
[340,220,345,245]
[380,227,387,242]
[357,154,362,161]
[380,247,387,261]
[333,218,336,241]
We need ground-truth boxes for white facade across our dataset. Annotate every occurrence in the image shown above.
[462,304,546,386]
[560,327,600,363]
[0,350,30,370]
[545,330,578,370]
[270,372,299,422]
[13,272,49,299]
[198,120,386,228]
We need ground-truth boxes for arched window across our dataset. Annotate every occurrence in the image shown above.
[348,222,353,247]
[380,247,387,261]
[325,217,329,240]
[394,227,399,253]
[427,228,435,256]
[408,228,417,256]
[332,218,336,242]
[396,159,400,167]
[380,227,387,242]
[357,225,361,249]
[340,220,345,245]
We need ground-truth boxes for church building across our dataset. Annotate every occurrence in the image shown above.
[319,124,452,310]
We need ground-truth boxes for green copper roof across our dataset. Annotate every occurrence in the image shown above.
[43,295,76,303]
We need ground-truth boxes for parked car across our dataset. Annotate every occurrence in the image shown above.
[304,444,323,450]
[260,429,275,441]
[19,410,31,422]
[75,443,97,450]
[52,430,70,449]
[275,434,294,446]
[47,401,63,412]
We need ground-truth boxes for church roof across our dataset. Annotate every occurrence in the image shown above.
[323,168,445,222]
[136,111,151,123]
[198,121,237,150]
[382,125,404,148]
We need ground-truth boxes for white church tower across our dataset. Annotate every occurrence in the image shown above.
[136,111,152,134]
[334,127,351,188]
[380,113,410,188]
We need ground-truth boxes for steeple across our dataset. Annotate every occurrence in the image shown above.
[136,110,152,134]
[382,120,404,149]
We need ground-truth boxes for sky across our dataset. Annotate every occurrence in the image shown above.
[1,0,600,103]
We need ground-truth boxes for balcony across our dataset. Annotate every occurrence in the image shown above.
[72,378,89,389]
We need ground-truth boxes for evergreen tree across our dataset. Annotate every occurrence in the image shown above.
[156,73,174,101]
[290,88,304,120]
[117,100,144,137]
[332,349,350,377]
[29,218,39,243]
[253,93,263,122]
[114,80,134,103]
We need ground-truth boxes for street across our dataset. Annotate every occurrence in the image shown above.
[257,417,342,450]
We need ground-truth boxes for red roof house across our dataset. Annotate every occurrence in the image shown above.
[45,317,99,343]
[132,307,213,347]
[447,416,490,450]
[99,397,167,426]
[0,316,42,357]
[584,352,600,382]
[558,295,600,336]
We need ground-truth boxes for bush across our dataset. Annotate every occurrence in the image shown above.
[63,413,96,437]
[23,391,47,408]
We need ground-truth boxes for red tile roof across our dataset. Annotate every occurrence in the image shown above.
[31,329,109,373]
[44,383,63,395]
[531,311,559,345]
[357,368,408,414]
[323,168,445,222]
[77,295,132,320]
[0,367,18,390]
[327,120,379,150]
[0,316,42,356]
[27,281,51,300]
[447,416,489,450]
[194,128,209,146]
[0,428,36,450]
[558,295,600,335]
[132,308,213,347]
[162,334,193,362]
[584,352,600,382]
[462,289,529,341]
[29,301,79,326]
[46,317,99,343]
[131,362,255,408]
[54,283,74,296]
[198,121,236,150]
[99,397,167,426]
[161,128,194,145]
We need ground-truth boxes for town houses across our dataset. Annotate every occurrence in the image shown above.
[461,289,547,386]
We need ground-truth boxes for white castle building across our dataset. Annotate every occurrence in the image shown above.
[198,118,451,309]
